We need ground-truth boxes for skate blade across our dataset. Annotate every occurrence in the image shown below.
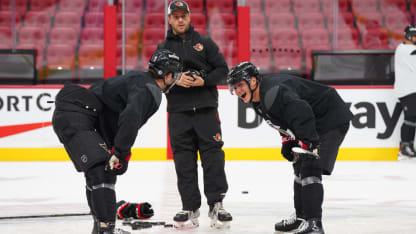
[210,220,231,229]
[174,219,199,229]
[398,154,416,161]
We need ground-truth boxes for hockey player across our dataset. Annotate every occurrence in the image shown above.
[227,62,353,234]
[52,49,182,234]
[157,0,232,229]
[394,25,416,160]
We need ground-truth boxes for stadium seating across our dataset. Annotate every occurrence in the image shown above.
[384,12,412,30]
[326,12,355,29]
[351,0,378,13]
[264,0,291,15]
[81,27,104,44]
[250,45,272,73]
[59,0,85,14]
[49,27,78,47]
[23,11,51,32]
[183,0,204,13]
[29,0,56,14]
[78,43,104,80]
[270,28,300,46]
[46,44,76,79]
[250,28,269,46]
[117,13,142,28]
[144,13,165,28]
[194,27,207,35]
[210,28,237,45]
[0,27,12,44]
[297,13,325,30]
[117,28,140,45]
[335,28,360,47]
[380,0,407,12]
[18,27,47,46]
[219,44,238,67]
[142,28,165,45]
[273,45,302,74]
[411,0,416,12]
[246,0,262,12]
[88,0,106,12]
[141,45,157,69]
[84,12,104,28]
[206,0,234,15]
[358,12,384,28]
[54,12,82,34]
[117,44,139,69]
[122,0,143,13]
[0,0,27,14]
[0,11,22,27]
[301,28,329,48]
[361,28,390,49]
[268,13,296,29]
[209,13,236,29]
[321,0,350,14]
[250,13,266,29]
[293,0,320,15]
[146,0,164,13]
[191,13,207,29]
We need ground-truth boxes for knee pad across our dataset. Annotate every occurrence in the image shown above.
[66,131,111,172]
[300,167,323,184]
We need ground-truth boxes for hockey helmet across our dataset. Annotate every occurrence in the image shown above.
[227,61,260,94]
[148,49,183,80]
[404,25,416,41]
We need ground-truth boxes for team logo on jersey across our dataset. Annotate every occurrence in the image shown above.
[213,133,222,142]
[193,43,204,51]
[176,1,184,6]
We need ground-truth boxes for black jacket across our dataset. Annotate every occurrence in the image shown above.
[89,71,162,158]
[157,25,228,112]
[253,74,353,144]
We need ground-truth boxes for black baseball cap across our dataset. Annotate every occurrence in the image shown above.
[168,0,190,15]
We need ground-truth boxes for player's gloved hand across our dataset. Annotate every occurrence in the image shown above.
[105,155,130,175]
[281,136,299,161]
[297,140,320,160]
[117,200,154,219]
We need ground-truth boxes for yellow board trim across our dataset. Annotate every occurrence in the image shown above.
[0,148,399,161]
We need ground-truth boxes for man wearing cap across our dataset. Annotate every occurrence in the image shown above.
[157,0,232,229]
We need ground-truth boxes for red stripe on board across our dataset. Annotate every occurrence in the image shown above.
[0,122,52,138]
[216,85,394,90]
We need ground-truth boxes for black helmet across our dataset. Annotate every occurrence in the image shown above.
[404,25,416,41]
[227,61,260,86]
[148,49,182,79]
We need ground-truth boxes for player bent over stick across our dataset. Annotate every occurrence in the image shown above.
[52,49,182,234]
[227,62,353,234]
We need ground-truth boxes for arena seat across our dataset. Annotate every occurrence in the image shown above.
[250,13,266,29]
[29,0,56,14]
[18,26,47,46]
[301,28,329,48]
[142,28,165,45]
[273,45,303,74]
[270,28,300,46]
[326,12,355,29]
[191,13,207,29]
[84,12,104,28]
[210,28,237,45]
[54,12,82,34]
[268,13,296,29]
[321,0,350,14]
[246,0,262,12]
[209,13,236,29]
[250,28,269,46]
[0,0,27,14]
[81,27,104,44]
[264,0,291,15]
[380,0,407,12]
[351,0,378,12]
[49,27,78,47]
[0,11,22,27]
[117,13,142,28]
[205,0,234,15]
[297,13,325,30]
[59,0,85,14]
[250,45,272,73]
[141,45,157,69]
[88,0,106,12]
[144,13,165,28]
[293,0,320,15]
[24,11,51,32]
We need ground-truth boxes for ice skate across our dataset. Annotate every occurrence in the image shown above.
[173,209,200,229]
[398,142,416,160]
[208,202,232,229]
[293,219,324,234]
[274,213,305,233]
[98,222,131,234]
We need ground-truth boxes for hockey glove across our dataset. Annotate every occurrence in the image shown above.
[295,140,320,160]
[281,136,299,161]
[105,155,130,175]
[117,200,154,219]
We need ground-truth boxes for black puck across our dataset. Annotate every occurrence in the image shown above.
[242,190,249,194]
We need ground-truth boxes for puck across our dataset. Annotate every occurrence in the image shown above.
[241,190,249,194]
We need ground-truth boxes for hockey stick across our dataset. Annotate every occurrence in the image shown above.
[292,147,320,160]
[0,212,91,220]
[265,120,295,139]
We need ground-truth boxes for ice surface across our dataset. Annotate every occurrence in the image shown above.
[1,161,416,234]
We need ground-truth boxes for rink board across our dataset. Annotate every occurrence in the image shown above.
[0,85,402,161]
